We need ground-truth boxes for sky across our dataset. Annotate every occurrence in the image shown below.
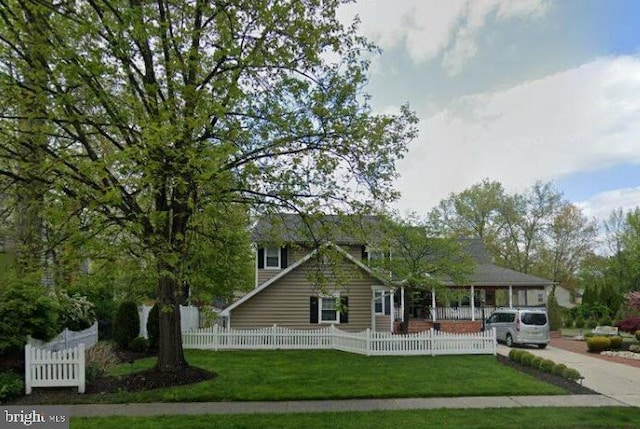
[337,0,640,223]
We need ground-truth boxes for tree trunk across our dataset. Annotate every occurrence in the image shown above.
[402,288,413,335]
[156,272,188,372]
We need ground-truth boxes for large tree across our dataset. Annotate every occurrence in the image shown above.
[0,1,416,372]
[371,214,473,334]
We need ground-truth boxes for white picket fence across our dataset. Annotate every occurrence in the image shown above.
[183,325,496,356]
[26,322,98,352]
[138,305,200,338]
[24,344,85,394]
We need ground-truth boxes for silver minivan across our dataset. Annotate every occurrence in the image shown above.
[485,308,550,348]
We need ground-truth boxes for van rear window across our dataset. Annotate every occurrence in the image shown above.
[521,313,547,325]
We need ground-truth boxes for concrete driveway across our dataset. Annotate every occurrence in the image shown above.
[497,344,640,407]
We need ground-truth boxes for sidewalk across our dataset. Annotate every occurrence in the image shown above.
[496,342,640,407]
[67,394,627,417]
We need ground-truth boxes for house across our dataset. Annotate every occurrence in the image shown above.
[221,214,553,333]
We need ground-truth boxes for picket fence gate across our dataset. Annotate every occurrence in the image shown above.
[24,344,85,394]
[183,325,497,356]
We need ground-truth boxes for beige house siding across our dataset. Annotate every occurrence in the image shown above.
[256,244,367,286]
[231,255,386,332]
[374,315,391,332]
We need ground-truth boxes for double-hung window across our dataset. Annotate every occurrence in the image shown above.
[264,247,280,269]
[320,296,339,323]
[373,290,391,315]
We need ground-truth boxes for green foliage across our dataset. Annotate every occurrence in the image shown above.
[598,314,613,326]
[574,316,585,329]
[539,359,555,373]
[58,291,96,332]
[586,318,598,329]
[508,349,524,362]
[636,330,640,341]
[561,368,581,382]
[129,337,149,353]
[0,371,24,403]
[546,293,563,331]
[146,304,160,350]
[609,336,623,350]
[113,301,140,350]
[530,356,543,369]
[0,270,61,351]
[586,336,611,353]
[552,363,567,377]
[520,352,535,367]
[85,342,119,382]
[563,315,574,328]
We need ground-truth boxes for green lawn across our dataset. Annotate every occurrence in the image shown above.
[74,349,566,403]
[71,408,638,429]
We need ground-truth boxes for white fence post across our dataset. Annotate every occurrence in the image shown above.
[25,344,32,395]
[78,343,86,393]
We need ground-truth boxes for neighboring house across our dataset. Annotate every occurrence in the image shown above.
[545,285,580,308]
[221,214,553,333]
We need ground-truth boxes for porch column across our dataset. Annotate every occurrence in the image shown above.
[371,289,376,332]
[431,288,437,322]
[400,286,405,322]
[390,290,395,333]
[470,285,475,321]
[508,285,513,308]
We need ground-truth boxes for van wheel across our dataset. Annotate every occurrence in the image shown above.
[506,334,514,347]
[538,344,548,349]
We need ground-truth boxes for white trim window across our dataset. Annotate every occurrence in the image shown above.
[374,290,385,315]
[320,295,339,323]
[264,247,281,269]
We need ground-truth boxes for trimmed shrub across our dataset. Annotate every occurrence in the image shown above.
[616,317,640,334]
[574,316,585,329]
[520,352,535,367]
[609,336,623,350]
[146,303,160,350]
[85,342,119,382]
[0,371,24,403]
[508,349,524,361]
[552,363,568,377]
[129,336,149,353]
[562,368,581,382]
[586,336,611,353]
[530,356,543,369]
[113,301,140,349]
[540,359,555,373]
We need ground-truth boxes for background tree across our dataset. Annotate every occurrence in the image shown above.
[0,1,416,372]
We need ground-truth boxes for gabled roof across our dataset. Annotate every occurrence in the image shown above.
[459,263,552,286]
[252,213,381,245]
[221,242,391,316]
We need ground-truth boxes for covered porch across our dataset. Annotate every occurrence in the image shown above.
[390,284,549,334]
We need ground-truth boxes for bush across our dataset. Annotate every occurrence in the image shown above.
[520,352,535,367]
[58,292,96,332]
[636,330,640,341]
[586,336,611,353]
[562,368,581,382]
[583,332,594,339]
[598,315,612,327]
[85,342,119,382]
[609,336,623,350]
[0,371,24,403]
[574,316,585,329]
[547,293,563,331]
[552,363,568,377]
[616,317,640,334]
[508,349,523,361]
[113,301,140,349]
[0,273,61,352]
[530,356,543,369]
[586,318,598,329]
[563,317,574,328]
[129,336,149,353]
[540,359,555,373]
[146,303,159,350]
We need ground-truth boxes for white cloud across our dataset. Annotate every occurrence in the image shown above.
[577,187,640,222]
[339,0,550,74]
[394,55,640,214]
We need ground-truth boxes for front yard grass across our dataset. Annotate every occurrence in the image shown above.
[71,408,638,429]
[79,349,565,403]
